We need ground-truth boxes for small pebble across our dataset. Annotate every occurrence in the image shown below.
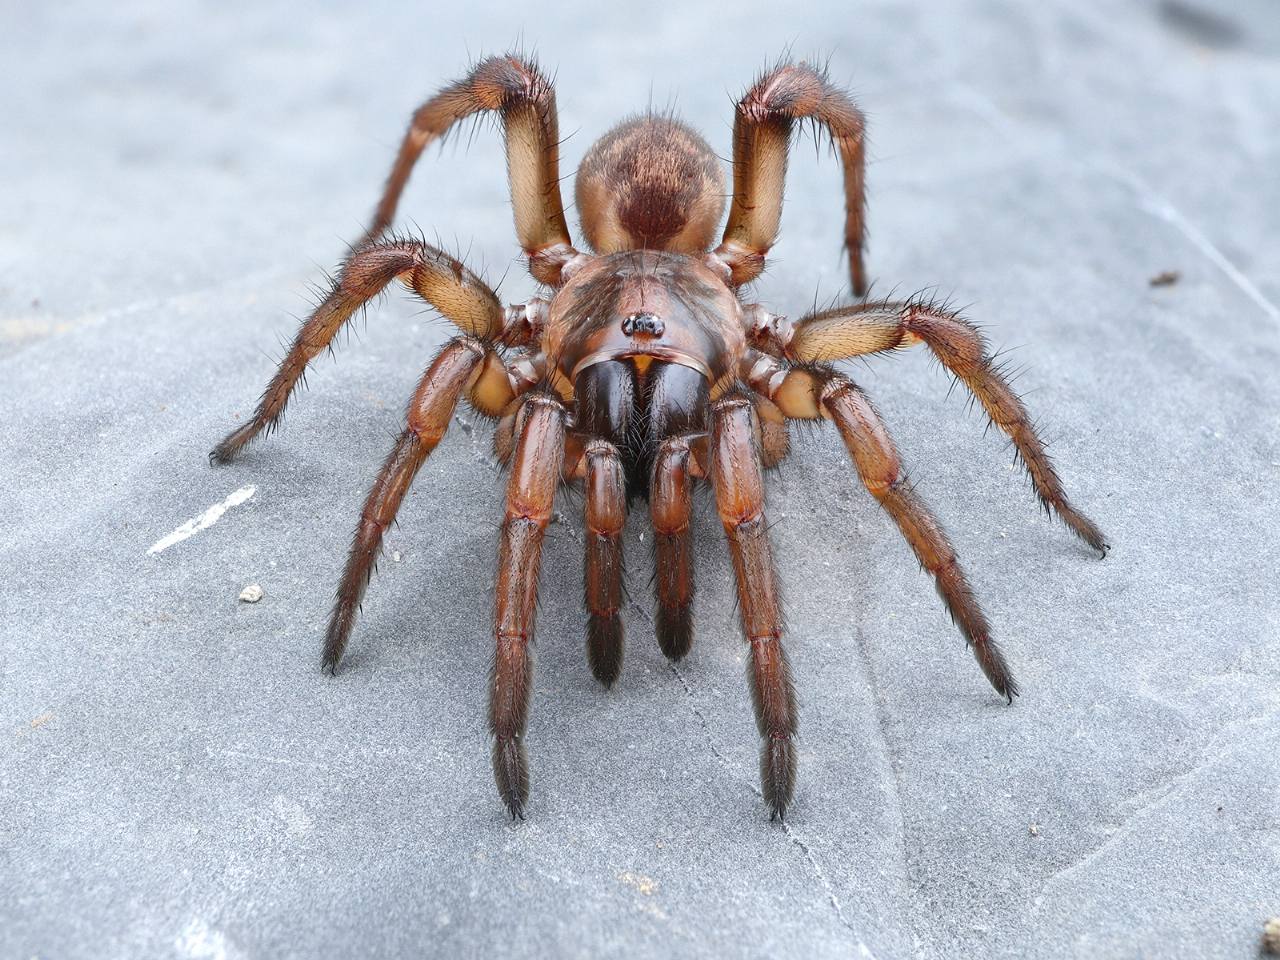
[1263,917,1280,955]
[391,550,403,562]
[1029,823,1041,837]
[239,583,264,603]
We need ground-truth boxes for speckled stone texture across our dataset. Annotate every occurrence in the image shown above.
[2,2,1277,958]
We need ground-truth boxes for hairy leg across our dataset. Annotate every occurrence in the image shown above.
[322,337,487,672]
[743,353,1016,700]
[758,298,1108,553]
[824,376,1016,700]
[583,440,626,686]
[210,239,510,463]
[717,61,867,295]
[757,408,792,469]
[491,394,566,819]
[650,436,696,660]
[710,395,798,819]
[363,54,577,283]
[573,361,637,684]
[646,361,709,659]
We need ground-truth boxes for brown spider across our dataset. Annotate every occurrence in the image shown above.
[211,55,1107,820]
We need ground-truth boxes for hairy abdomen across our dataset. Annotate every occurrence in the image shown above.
[575,116,725,254]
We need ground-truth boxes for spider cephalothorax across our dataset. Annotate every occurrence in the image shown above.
[212,54,1107,820]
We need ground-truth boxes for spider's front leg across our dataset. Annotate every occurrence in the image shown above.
[364,54,578,284]
[491,393,567,819]
[647,362,711,662]
[710,393,798,819]
[323,336,484,672]
[320,325,534,674]
[651,436,696,660]
[580,438,627,687]
[716,61,868,294]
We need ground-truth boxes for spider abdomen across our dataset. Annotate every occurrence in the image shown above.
[575,116,725,255]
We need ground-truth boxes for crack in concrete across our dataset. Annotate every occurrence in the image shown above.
[947,79,1280,325]
[1098,162,1280,323]
[1036,711,1280,900]
[846,619,923,960]
[627,597,878,958]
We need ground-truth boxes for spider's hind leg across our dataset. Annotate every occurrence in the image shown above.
[364,54,578,284]
[717,61,868,295]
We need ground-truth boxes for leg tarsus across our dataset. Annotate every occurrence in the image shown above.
[763,733,796,820]
[492,735,529,820]
[655,602,693,661]
[586,612,623,688]
[209,428,255,465]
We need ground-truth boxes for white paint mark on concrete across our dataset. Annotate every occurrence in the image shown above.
[148,486,256,555]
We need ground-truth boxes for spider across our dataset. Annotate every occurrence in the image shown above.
[211,55,1107,820]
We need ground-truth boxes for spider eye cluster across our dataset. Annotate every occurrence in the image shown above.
[622,312,665,337]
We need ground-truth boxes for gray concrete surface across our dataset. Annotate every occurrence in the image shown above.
[2,1,1278,957]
